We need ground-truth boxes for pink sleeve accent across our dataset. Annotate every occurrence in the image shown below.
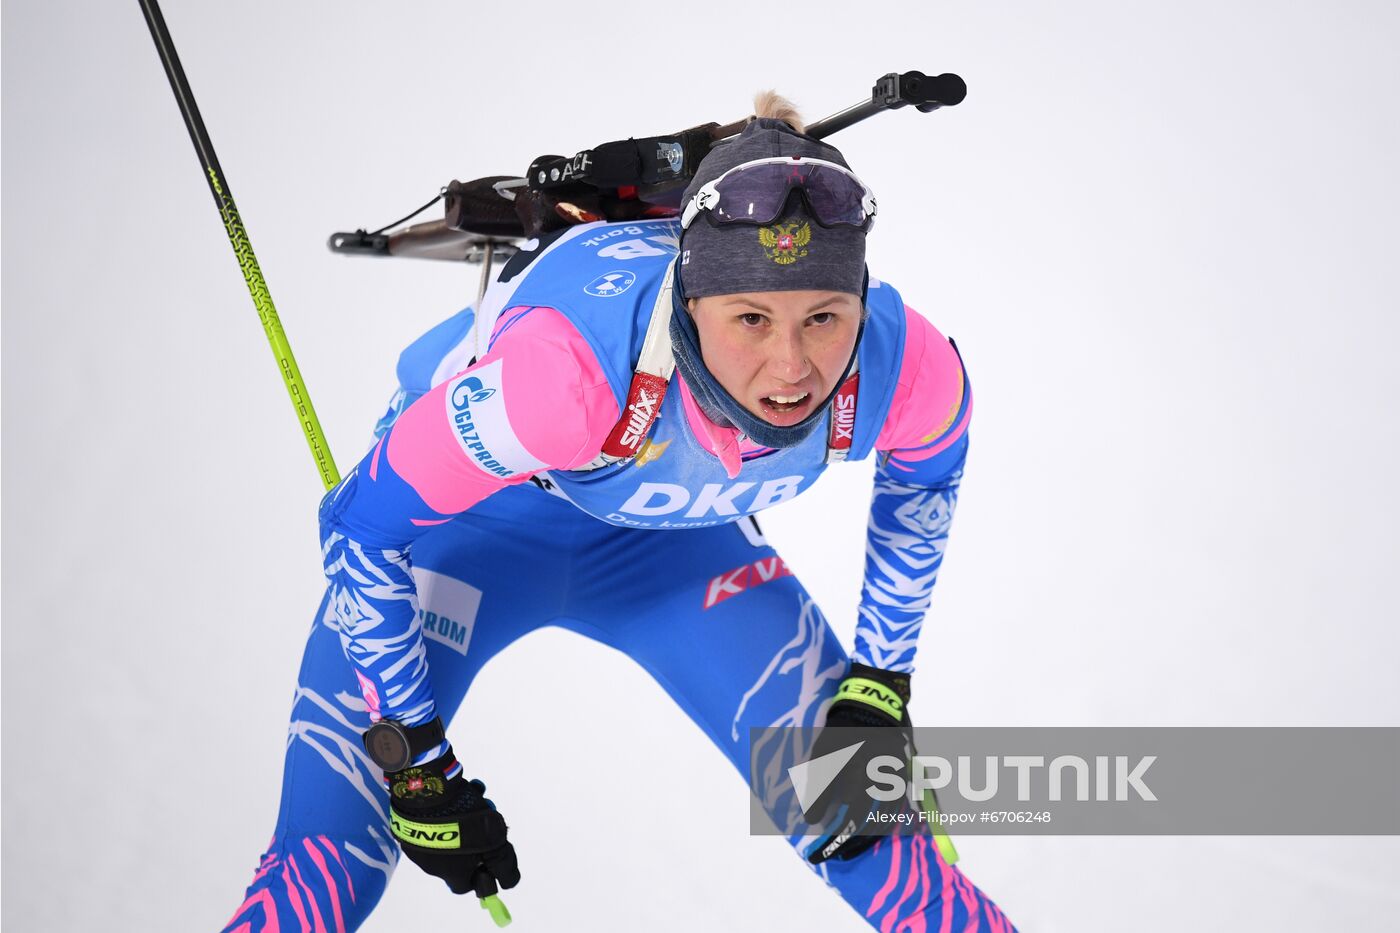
[875,304,972,460]
[385,306,619,515]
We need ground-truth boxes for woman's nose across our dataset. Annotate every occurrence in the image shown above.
[768,329,811,383]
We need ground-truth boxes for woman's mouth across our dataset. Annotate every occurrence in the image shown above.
[758,391,812,425]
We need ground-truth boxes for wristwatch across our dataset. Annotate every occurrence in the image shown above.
[362,717,446,772]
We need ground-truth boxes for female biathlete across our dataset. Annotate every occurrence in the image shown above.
[223,101,1016,932]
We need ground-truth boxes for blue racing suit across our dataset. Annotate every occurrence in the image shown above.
[221,220,1014,932]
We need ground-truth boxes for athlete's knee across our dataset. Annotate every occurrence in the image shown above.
[815,835,1017,932]
[221,834,397,933]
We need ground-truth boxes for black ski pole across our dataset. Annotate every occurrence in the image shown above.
[137,0,340,491]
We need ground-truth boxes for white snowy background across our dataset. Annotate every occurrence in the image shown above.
[4,1,1399,930]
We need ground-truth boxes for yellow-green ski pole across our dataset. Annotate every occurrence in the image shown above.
[921,788,961,865]
[473,869,513,927]
[138,0,339,491]
[139,2,510,922]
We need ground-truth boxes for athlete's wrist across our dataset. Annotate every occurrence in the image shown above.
[384,749,468,816]
[829,662,912,727]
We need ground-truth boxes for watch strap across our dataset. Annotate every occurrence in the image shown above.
[401,717,446,759]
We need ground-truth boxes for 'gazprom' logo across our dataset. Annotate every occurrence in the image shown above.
[457,377,495,404]
[412,569,482,657]
[444,359,548,480]
[449,378,511,477]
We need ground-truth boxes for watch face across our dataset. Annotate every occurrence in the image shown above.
[366,722,411,771]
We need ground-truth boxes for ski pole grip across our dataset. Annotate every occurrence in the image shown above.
[472,868,498,900]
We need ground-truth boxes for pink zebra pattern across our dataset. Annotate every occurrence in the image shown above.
[222,837,360,933]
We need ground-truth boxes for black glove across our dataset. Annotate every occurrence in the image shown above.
[385,749,521,898]
[803,663,915,864]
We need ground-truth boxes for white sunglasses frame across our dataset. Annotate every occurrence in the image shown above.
[679,156,878,231]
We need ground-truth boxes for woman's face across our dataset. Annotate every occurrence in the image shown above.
[688,289,863,427]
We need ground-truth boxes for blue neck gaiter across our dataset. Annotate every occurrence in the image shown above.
[667,260,867,450]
